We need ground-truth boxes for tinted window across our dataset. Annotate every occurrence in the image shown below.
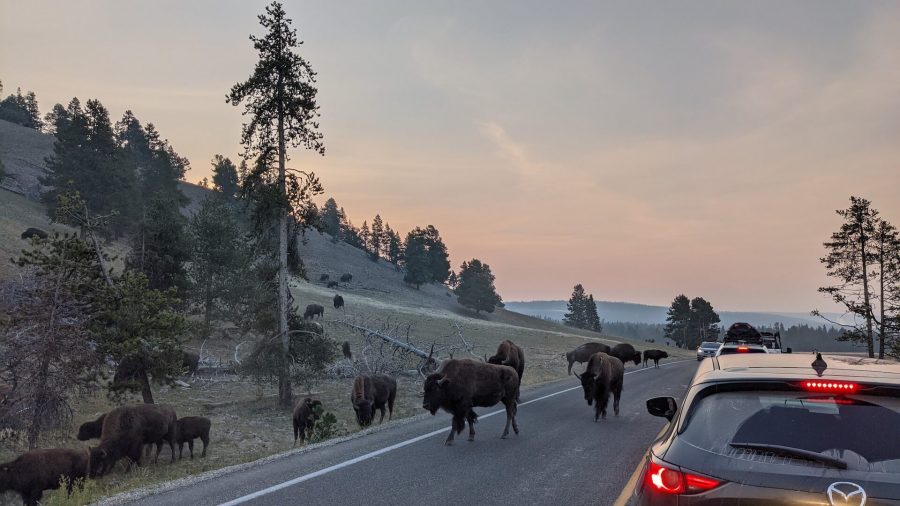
[680,391,900,471]
[700,342,719,349]
[718,348,766,355]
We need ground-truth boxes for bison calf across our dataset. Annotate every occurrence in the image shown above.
[304,303,325,320]
[350,374,397,427]
[0,448,90,506]
[577,352,624,421]
[422,359,519,445]
[642,349,669,368]
[293,398,323,444]
[487,340,525,400]
[565,342,611,375]
[176,416,211,459]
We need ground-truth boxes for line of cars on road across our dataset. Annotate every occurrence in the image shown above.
[627,322,900,505]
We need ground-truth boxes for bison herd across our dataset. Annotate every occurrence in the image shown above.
[0,336,671,505]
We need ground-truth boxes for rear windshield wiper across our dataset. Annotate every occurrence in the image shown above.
[729,442,848,469]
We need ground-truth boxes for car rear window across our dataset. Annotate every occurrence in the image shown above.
[680,390,900,471]
[718,347,766,354]
[700,343,719,349]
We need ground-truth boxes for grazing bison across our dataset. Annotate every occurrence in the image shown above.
[182,350,200,375]
[292,398,323,445]
[643,349,669,368]
[577,352,624,421]
[333,294,344,310]
[90,404,177,476]
[487,340,525,399]
[20,228,48,241]
[565,342,612,375]
[423,359,520,445]
[176,416,211,459]
[327,281,339,288]
[303,303,325,320]
[340,273,352,283]
[341,341,352,360]
[350,374,397,427]
[319,273,330,282]
[0,448,91,506]
[77,413,107,441]
[610,343,642,366]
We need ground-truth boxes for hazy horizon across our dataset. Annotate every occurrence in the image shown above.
[3,1,899,313]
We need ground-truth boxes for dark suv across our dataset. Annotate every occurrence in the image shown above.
[627,353,900,504]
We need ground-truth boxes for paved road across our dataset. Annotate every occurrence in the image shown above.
[126,360,697,506]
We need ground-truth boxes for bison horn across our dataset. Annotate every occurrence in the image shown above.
[437,377,450,388]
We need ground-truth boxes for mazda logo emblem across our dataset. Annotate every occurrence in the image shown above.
[827,482,866,506]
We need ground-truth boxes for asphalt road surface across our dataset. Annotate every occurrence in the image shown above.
[125,360,697,506]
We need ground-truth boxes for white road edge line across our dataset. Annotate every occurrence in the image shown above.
[218,359,693,506]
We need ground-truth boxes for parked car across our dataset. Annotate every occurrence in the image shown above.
[626,352,900,504]
[696,342,720,361]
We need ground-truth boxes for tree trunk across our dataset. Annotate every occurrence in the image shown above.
[27,355,51,449]
[140,370,155,404]
[878,234,886,359]
[277,102,292,408]
[858,218,875,358]
[204,276,213,338]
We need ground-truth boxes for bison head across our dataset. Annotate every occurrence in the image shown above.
[89,446,110,478]
[486,354,503,366]
[307,399,324,420]
[577,372,596,405]
[632,351,642,366]
[353,399,374,427]
[77,422,99,441]
[422,374,450,415]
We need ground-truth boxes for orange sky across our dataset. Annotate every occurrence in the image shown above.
[2,1,899,312]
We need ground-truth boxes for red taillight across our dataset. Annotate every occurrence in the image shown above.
[802,380,858,393]
[646,459,721,495]
[737,346,749,352]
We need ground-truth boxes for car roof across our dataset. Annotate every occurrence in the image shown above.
[694,353,900,386]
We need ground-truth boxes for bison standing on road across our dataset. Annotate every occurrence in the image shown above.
[333,294,344,310]
[642,349,669,368]
[577,352,625,421]
[304,303,325,320]
[487,340,525,399]
[77,413,107,441]
[0,448,91,506]
[610,343,641,366]
[90,404,177,476]
[176,416,211,459]
[422,359,520,445]
[350,374,397,427]
[565,342,612,375]
[293,398,323,444]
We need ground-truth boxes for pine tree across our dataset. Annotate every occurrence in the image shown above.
[873,219,900,359]
[370,214,384,261]
[0,87,42,129]
[228,1,326,407]
[455,259,502,314]
[818,197,879,357]
[688,297,720,348]
[564,284,588,328]
[422,225,451,283]
[403,229,430,289]
[360,221,371,255]
[586,294,603,333]
[211,154,240,199]
[126,195,192,297]
[664,294,692,346]
[320,197,341,239]
[384,224,403,264]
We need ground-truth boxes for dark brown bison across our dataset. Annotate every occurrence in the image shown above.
[0,448,91,506]
[422,359,519,445]
[182,350,200,375]
[341,341,352,360]
[293,398,323,444]
[77,413,106,441]
[327,280,339,288]
[319,273,330,282]
[340,273,352,283]
[303,303,325,320]
[642,349,669,368]
[610,342,642,366]
[576,352,624,421]
[20,228,48,241]
[565,342,612,375]
[350,374,397,427]
[176,416,211,459]
[487,340,525,399]
[333,294,344,309]
[90,404,177,476]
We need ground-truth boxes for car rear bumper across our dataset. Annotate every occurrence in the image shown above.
[633,480,900,505]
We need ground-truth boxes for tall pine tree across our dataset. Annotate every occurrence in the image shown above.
[664,294,692,346]
[455,259,502,314]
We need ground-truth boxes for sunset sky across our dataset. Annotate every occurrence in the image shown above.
[2,1,898,312]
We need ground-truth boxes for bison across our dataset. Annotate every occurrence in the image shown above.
[293,398,323,445]
[565,342,612,375]
[20,228,48,241]
[303,303,325,320]
[341,341,352,360]
[333,294,344,310]
[77,413,106,441]
[643,349,669,368]
[350,374,397,427]
[340,273,353,283]
[0,448,91,506]
[176,416,211,459]
[90,404,177,476]
[182,350,200,375]
[422,359,520,445]
[319,273,330,282]
[576,352,624,421]
[610,342,641,366]
[327,281,339,288]
[487,340,525,399]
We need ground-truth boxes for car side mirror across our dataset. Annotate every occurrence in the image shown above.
[647,396,678,421]
[785,348,792,354]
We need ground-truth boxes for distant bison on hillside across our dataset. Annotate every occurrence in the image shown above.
[20,228,48,240]
[319,274,330,282]
[340,273,352,283]
[327,281,339,288]
[182,350,200,375]
[333,294,344,310]
[0,448,91,506]
[303,303,325,320]
[642,349,668,368]
[565,342,611,375]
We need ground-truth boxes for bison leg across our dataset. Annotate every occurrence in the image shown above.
[466,410,477,442]
[201,433,209,457]
[613,387,622,416]
[179,441,185,459]
[23,490,42,506]
[445,409,467,445]
[188,439,195,459]
[378,404,387,424]
[388,390,396,421]
[501,400,518,438]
